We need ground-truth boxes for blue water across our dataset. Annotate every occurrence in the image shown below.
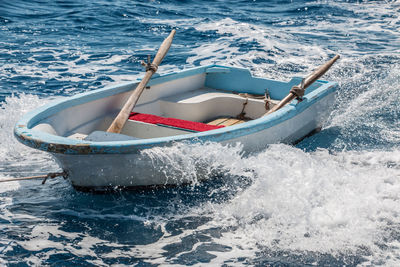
[1,0,400,265]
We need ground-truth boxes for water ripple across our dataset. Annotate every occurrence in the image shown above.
[1,0,400,265]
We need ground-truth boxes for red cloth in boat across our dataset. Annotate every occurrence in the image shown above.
[129,112,224,132]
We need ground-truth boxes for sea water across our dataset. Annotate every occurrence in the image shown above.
[1,0,400,266]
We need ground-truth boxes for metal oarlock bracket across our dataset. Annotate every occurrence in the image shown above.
[0,171,68,185]
[41,171,68,185]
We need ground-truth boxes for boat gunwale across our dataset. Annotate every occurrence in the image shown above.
[14,64,338,155]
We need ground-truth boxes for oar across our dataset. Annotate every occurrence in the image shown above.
[264,55,340,116]
[107,29,176,134]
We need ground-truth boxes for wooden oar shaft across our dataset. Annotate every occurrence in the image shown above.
[107,29,176,133]
[302,55,340,89]
[265,55,340,115]
[106,70,155,133]
[266,93,297,115]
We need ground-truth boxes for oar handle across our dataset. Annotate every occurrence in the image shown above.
[152,30,176,66]
[302,55,340,89]
[107,30,176,134]
[265,55,340,116]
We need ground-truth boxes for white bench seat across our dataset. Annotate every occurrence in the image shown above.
[159,87,277,122]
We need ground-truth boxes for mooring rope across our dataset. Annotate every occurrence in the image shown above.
[0,171,67,185]
[236,89,273,119]
[236,96,249,120]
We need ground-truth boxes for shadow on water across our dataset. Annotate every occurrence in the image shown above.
[296,126,342,152]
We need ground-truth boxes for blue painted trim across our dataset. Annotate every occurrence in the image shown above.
[205,66,231,73]
[14,64,338,155]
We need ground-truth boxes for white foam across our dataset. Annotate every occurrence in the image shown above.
[185,0,400,82]
[141,141,247,185]
[0,94,59,184]
[16,225,109,266]
[186,17,336,80]
[192,145,399,264]
[122,142,400,264]
[0,46,139,87]
[1,1,400,265]
[0,140,399,264]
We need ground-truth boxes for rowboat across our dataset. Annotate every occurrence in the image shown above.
[14,64,339,190]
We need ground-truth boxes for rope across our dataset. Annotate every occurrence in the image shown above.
[237,89,272,112]
[264,90,271,110]
[141,55,158,72]
[143,63,158,72]
[290,86,304,100]
[0,171,67,184]
[290,78,305,101]
[237,93,265,99]
[236,97,248,120]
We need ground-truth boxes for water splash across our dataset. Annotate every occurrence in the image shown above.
[1,0,400,265]
[0,94,58,180]
[208,145,400,256]
[141,141,250,186]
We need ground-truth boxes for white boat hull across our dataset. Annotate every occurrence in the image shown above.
[53,92,334,190]
[14,65,339,190]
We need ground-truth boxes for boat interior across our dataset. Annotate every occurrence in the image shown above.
[30,66,319,140]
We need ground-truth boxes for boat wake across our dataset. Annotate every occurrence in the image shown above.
[1,50,400,267]
[128,142,400,265]
[1,0,400,265]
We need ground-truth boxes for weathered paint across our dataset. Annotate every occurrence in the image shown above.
[14,64,338,155]
[55,91,337,188]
